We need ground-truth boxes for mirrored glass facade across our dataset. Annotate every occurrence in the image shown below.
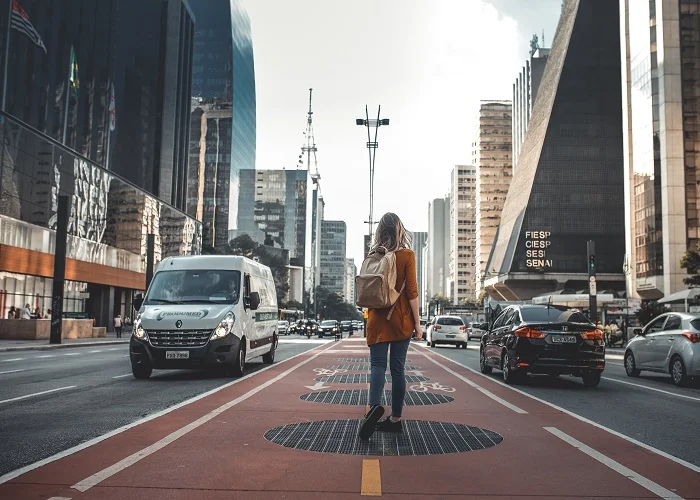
[320,220,347,297]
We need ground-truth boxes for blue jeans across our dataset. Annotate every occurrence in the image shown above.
[369,338,411,418]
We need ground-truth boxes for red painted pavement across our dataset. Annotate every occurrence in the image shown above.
[1,337,698,499]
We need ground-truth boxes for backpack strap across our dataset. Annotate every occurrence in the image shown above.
[386,280,406,320]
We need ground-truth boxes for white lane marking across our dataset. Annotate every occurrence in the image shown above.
[602,377,700,403]
[48,497,73,500]
[0,341,331,485]
[0,369,25,375]
[89,350,103,353]
[423,346,700,474]
[544,427,683,499]
[606,354,624,360]
[72,342,338,492]
[0,358,25,362]
[37,355,57,358]
[416,348,527,414]
[111,374,132,379]
[0,386,77,405]
[278,339,332,344]
[64,353,80,356]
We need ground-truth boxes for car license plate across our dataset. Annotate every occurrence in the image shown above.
[552,335,576,343]
[446,334,456,338]
[166,351,189,359]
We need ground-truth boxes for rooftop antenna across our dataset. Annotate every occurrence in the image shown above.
[542,30,545,49]
[300,88,320,183]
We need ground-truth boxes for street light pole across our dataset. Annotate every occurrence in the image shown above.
[356,107,389,253]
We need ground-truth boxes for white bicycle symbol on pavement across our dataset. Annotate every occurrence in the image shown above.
[313,368,348,377]
[408,381,456,393]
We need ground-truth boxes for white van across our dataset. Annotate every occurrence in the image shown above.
[129,255,278,379]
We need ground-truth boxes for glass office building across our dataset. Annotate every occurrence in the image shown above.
[620,0,700,298]
[188,0,256,245]
[485,0,625,301]
[319,220,347,297]
[0,0,201,326]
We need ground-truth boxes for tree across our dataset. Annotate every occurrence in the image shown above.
[680,243,700,287]
[636,300,669,326]
[229,234,258,258]
[284,300,304,310]
[314,286,362,321]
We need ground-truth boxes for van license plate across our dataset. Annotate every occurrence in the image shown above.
[446,334,456,338]
[552,335,576,343]
[166,351,189,359]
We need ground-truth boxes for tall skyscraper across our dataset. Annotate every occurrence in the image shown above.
[620,0,700,299]
[513,48,551,168]
[319,220,347,297]
[188,0,256,244]
[0,0,201,326]
[411,231,428,313]
[426,198,451,301]
[345,258,357,305]
[473,101,513,298]
[485,0,625,301]
[234,169,308,265]
[450,166,477,304]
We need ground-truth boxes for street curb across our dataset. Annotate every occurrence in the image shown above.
[0,340,129,352]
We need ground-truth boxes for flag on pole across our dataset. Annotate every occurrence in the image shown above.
[108,82,116,131]
[69,46,79,95]
[10,0,47,54]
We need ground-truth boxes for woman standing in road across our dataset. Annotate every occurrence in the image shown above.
[359,213,423,441]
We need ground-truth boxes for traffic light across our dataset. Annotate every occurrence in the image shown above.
[589,254,595,271]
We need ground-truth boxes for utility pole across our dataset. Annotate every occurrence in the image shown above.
[587,240,597,323]
[50,195,70,344]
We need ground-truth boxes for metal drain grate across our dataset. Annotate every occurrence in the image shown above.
[264,420,502,456]
[316,374,428,384]
[301,389,453,406]
[330,364,421,371]
[335,358,415,363]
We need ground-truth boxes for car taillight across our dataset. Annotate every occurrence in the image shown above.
[433,325,441,330]
[514,327,546,339]
[459,326,467,331]
[682,332,700,343]
[581,329,604,341]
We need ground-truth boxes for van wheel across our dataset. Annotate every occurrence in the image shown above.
[132,362,152,380]
[263,335,277,364]
[231,340,246,377]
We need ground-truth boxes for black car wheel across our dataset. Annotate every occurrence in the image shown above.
[582,371,601,388]
[670,356,688,387]
[502,353,520,384]
[624,351,640,377]
[131,362,152,380]
[480,348,492,374]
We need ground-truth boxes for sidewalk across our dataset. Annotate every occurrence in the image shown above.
[1,336,697,499]
[0,331,129,352]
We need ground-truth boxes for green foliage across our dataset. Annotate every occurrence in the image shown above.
[431,294,451,307]
[283,300,304,310]
[636,300,669,326]
[313,286,362,321]
[680,243,700,287]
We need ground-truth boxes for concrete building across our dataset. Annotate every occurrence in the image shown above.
[513,48,551,169]
[411,231,428,313]
[449,167,477,305]
[620,0,700,299]
[344,258,357,305]
[472,101,513,299]
[319,220,347,297]
[426,198,451,302]
[484,0,625,301]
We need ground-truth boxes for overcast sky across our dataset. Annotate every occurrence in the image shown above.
[245,0,562,266]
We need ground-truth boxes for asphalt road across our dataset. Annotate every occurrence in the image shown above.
[419,339,700,467]
[0,336,329,477]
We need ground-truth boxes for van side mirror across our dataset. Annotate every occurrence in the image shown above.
[133,294,144,311]
[249,292,261,311]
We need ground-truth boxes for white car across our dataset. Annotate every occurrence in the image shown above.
[468,322,488,340]
[426,315,468,349]
[278,320,290,335]
[625,312,700,387]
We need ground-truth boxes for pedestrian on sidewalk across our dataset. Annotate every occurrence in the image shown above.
[114,314,123,338]
[358,213,423,441]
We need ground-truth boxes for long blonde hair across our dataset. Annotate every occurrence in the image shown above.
[373,212,412,252]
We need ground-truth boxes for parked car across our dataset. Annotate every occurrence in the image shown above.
[468,322,488,341]
[624,312,700,387]
[278,320,290,335]
[479,305,604,387]
[426,315,468,348]
[319,320,339,337]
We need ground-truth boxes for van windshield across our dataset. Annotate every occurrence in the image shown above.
[145,270,241,305]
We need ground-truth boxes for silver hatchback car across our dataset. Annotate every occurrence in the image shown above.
[624,312,700,386]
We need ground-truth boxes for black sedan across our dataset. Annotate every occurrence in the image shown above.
[318,320,340,337]
[479,305,605,387]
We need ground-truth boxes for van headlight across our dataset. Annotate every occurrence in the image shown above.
[133,318,147,340]
[211,312,235,340]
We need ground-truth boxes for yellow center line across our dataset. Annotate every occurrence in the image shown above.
[361,459,382,496]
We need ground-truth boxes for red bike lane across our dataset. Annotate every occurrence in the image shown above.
[2,337,699,499]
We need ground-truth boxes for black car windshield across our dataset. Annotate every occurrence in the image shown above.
[321,321,336,326]
[145,270,241,305]
[437,317,464,326]
[520,306,590,324]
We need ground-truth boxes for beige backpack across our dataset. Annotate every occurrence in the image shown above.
[355,247,405,319]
